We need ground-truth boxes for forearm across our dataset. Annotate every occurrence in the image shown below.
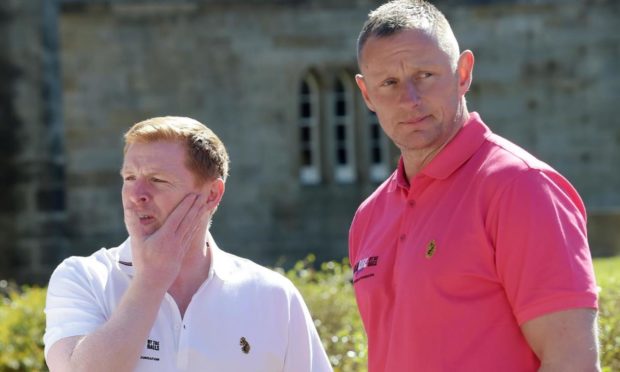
[522,309,600,372]
[67,277,167,372]
[537,341,600,372]
[538,357,600,372]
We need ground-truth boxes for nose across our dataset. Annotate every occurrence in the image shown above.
[400,80,421,107]
[127,179,151,204]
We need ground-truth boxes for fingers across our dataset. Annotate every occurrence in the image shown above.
[175,194,207,235]
[161,193,201,235]
[151,193,208,255]
[176,195,209,254]
[124,209,144,242]
[135,192,209,263]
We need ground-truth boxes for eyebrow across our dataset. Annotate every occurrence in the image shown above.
[119,166,141,177]
[119,167,178,181]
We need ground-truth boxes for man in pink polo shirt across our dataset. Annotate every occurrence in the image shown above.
[349,1,599,371]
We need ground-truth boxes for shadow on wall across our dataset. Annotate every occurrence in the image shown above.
[0,6,23,280]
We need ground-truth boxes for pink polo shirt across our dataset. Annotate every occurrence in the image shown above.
[349,113,598,371]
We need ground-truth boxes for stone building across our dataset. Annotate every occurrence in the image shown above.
[1,0,619,283]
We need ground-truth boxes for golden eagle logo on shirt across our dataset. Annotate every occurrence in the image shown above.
[425,240,437,259]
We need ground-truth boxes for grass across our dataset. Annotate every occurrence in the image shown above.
[594,256,620,372]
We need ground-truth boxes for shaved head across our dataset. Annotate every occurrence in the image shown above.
[357,0,460,70]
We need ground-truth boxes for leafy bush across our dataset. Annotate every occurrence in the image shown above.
[1,256,619,372]
[277,255,367,372]
[0,283,47,372]
[595,256,620,372]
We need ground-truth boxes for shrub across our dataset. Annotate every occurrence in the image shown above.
[1,256,619,372]
[595,256,620,372]
[277,255,367,372]
[0,283,47,372]
[599,287,620,372]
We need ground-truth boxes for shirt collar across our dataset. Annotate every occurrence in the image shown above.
[388,157,409,193]
[423,112,489,180]
[388,111,490,191]
[207,239,235,281]
[117,235,235,282]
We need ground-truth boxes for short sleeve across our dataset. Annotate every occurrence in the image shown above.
[283,284,333,372]
[492,169,598,325]
[44,257,108,357]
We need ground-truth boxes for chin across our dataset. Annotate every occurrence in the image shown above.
[132,223,159,237]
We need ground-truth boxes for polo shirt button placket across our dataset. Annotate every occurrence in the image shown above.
[178,323,189,369]
[401,200,414,244]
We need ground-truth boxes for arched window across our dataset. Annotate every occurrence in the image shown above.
[298,74,321,184]
[368,110,390,182]
[332,74,356,183]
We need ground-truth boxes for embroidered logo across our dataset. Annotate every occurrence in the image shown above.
[147,339,160,351]
[240,337,250,354]
[425,240,437,259]
[353,256,378,274]
[352,256,379,284]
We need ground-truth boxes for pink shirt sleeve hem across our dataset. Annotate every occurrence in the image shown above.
[515,292,598,325]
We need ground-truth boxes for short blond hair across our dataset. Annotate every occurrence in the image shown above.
[357,0,460,69]
[124,116,229,185]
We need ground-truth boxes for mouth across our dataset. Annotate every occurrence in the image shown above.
[401,115,430,125]
[137,213,155,224]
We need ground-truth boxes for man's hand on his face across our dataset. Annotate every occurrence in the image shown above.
[127,193,208,289]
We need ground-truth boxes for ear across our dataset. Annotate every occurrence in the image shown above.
[355,74,376,112]
[203,178,225,211]
[456,50,475,96]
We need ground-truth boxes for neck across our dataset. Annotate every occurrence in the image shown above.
[168,234,212,316]
[402,108,469,180]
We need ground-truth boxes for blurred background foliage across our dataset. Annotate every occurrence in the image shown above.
[594,256,620,372]
[0,256,619,372]
[0,283,46,372]
[278,256,367,372]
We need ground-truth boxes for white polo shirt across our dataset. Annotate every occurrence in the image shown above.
[44,238,332,372]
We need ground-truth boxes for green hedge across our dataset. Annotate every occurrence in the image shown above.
[277,256,367,371]
[0,256,619,372]
[0,283,46,372]
[594,256,620,372]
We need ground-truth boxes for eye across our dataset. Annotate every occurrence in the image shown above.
[381,78,397,87]
[151,177,166,183]
[418,72,433,79]
[123,175,136,181]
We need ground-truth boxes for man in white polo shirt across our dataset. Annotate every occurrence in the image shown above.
[44,116,332,372]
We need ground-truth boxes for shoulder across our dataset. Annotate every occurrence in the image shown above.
[477,134,579,199]
[475,134,586,219]
[48,244,123,287]
[352,171,397,224]
[218,250,298,294]
[348,171,398,261]
[479,133,554,178]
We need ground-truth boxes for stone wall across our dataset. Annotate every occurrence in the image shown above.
[448,0,620,255]
[1,0,68,282]
[0,2,22,279]
[58,0,384,266]
[1,0,618,282]
[57,0,620,264]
